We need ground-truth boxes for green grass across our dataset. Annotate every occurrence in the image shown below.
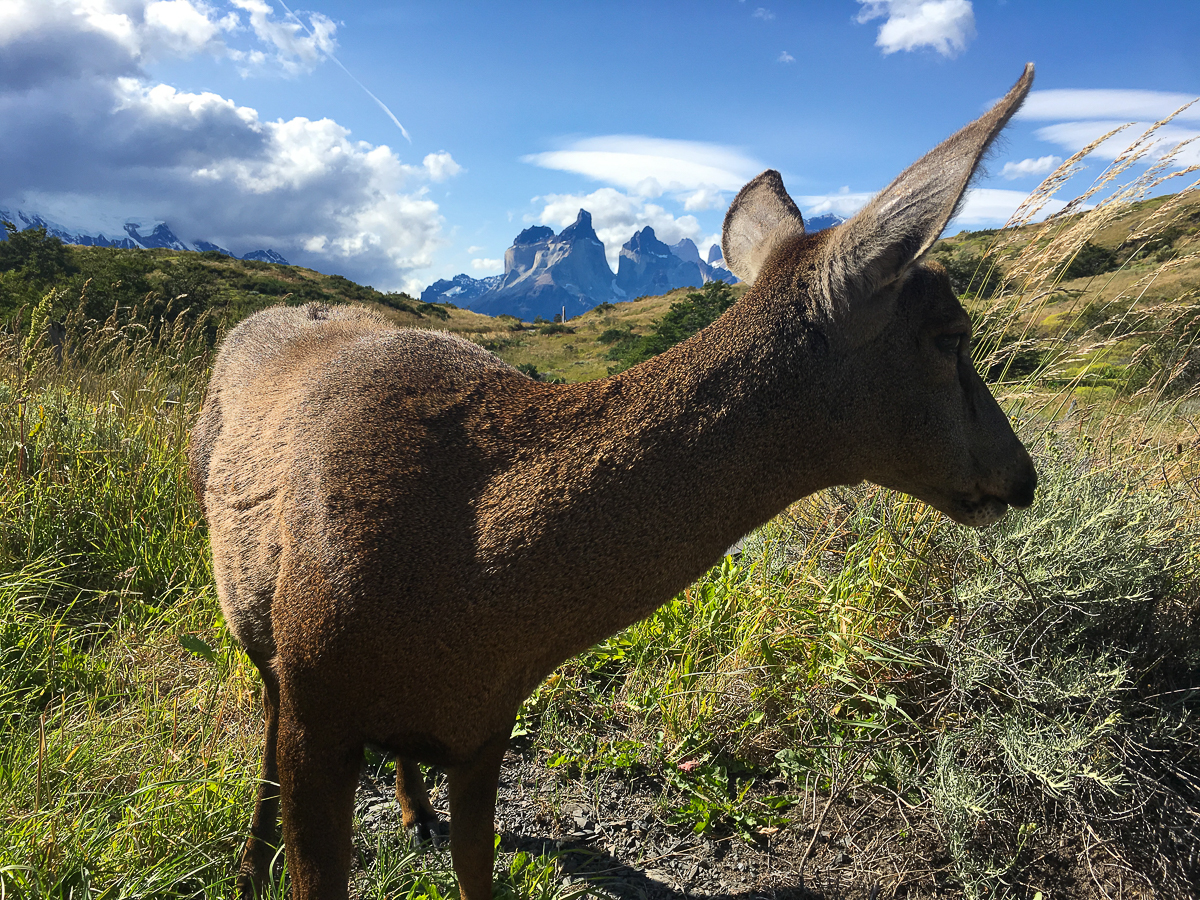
[0,290,602,899]
[521,442,1199,896]
[602,281,738,374]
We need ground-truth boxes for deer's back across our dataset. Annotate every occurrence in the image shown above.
[190,304,522,665]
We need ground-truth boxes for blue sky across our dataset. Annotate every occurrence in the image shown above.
[2,1,1198,294]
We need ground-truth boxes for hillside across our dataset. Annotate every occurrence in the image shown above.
[4,188,1199,400]
[929,190,1200,399]
[0,225,464,339]
[933,192,1200,322]
[0,224,746,383]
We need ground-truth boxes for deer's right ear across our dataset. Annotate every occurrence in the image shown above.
[722,170,806,285]
[820,64,1034,322]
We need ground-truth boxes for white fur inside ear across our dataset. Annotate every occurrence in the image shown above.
[722,170,805,285]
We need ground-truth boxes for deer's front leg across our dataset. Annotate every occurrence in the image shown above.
[448,729,511,900]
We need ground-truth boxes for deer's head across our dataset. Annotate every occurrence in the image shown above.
[723,65,1038,526]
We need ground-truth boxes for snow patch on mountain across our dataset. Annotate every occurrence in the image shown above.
[0,207,288,265]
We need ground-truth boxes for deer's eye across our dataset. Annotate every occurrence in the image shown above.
[935,333,965,356]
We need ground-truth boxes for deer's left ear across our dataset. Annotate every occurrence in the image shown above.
[822,64,1034,314]
[722,169,805,285]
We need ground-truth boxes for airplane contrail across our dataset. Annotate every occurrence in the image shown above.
[273,0,412,143]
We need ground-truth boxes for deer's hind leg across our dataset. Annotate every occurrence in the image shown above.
[237,651,282,899]
[276,690,362,900]
[396,758,447,846]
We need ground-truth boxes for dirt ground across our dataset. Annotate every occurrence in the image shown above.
[352,745,1160,900]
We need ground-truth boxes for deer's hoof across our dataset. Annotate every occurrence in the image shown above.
[408,818,450,851]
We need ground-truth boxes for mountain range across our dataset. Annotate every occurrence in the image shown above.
[0,208,288,265]
[423,211,737,321]
[422,210,846,321]
[1,204,845,321]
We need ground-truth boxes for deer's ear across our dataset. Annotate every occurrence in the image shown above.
[822,64,1034,312]
[722,170,805,285]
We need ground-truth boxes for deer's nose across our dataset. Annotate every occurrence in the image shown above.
[1006,464,1037,509]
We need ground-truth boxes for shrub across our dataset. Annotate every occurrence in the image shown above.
[597,326,632,345]
[606,281,737,374]
[1063,241,1117,280]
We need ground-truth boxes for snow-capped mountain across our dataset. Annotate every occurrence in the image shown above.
[0,207,288,265]
[805,213,846,232]
[420,273,504,307]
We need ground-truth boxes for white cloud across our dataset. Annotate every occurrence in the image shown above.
[794,185,1068,230]
[228,0,337,75]
[1016,89,1200,123]
[1005,89,1200,173]
[0,0,451,290]
[753,8,775,20]
[471,257,503,272]
[951,188,1068,226]
[534,187,715,270]
[796,187,875,219]
[855,0,976,58]
[423,151,463,182]
[523,135,760,195]
[681,186,725,211]
[0,0,338,77]
[1000,155,1062,179]
[144,1,232,56]
[466,245,484,254]
[1035,120,1200,169]
[777,51,795,63]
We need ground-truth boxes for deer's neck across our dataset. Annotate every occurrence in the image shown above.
[605,292,848,547]
[485,288,855,635]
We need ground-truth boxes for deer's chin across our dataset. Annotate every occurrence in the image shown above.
[935,493,1010,528]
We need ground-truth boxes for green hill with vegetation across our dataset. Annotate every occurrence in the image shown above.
[1,174,1199,898]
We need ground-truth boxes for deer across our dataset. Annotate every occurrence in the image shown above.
[188,65,1038,900]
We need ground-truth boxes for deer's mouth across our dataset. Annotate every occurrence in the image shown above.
[943,493,1011,528]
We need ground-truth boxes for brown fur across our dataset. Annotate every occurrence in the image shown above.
[190,68,1038,900]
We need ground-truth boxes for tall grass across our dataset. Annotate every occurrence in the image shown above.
[0,291,593,899]
[0,290,266,897]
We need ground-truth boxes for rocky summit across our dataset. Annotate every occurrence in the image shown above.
[422,212,738,321]
[616,229,734,299]
[480,210,618,320]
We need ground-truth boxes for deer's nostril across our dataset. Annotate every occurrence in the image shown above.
[1008,467,1038,509]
